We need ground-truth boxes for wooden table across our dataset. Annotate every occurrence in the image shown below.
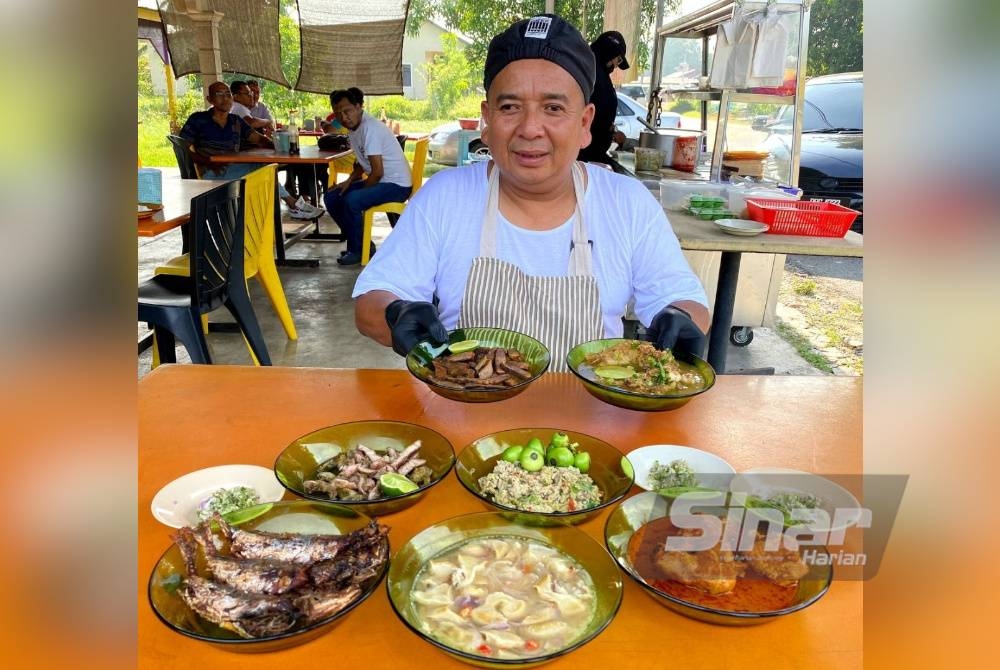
[665,209,863,372]
[137,172,220,238]
[139,367,862,669]
[209,147,354,266]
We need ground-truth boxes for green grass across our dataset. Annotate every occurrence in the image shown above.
[792,277,817,296]
[775,319,834,374]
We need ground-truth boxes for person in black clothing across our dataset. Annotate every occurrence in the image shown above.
[578,30,631,171]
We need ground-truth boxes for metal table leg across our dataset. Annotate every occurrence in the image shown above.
[707,251,742,372]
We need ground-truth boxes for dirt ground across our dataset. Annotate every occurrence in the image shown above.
[777,268,864,375]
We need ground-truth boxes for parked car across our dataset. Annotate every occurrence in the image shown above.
[759,71,863,232]
[427,93,681,165]
[619,82,648,107]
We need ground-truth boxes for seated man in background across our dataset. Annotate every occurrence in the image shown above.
[247,79,272,122]
[229,80,274,133]
[180,80,324,219]
[323,88,411,265]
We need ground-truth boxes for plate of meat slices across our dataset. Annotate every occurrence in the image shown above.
[147,500,390,651]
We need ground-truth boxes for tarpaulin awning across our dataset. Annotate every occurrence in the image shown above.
[156,0,291,87]
[296,0,408,94]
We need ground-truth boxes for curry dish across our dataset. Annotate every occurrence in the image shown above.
[583,341,705,394]
[627,517,809,613]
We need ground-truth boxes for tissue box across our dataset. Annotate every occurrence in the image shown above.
[138,168,162,205]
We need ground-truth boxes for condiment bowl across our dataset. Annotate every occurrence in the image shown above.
[729,467,865,533]
[274,420,455,516]
[406,327,550,403]
[566,338,715,411]
[625,444,736,492]
[386,511,623,667]
[148,500,389,651]
[454,427,633,526]
[604,491,833,625]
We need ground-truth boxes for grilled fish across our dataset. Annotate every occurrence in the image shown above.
[179,575,300,639]
[217,515,387,566]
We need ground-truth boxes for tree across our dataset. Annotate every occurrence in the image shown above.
[138,44,154,97]
[807,0,863,76]
[406,0,661,74]
[422,33,479,116]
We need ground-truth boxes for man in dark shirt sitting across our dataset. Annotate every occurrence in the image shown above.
[179,81,323,219]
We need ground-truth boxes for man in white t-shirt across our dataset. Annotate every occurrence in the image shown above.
[229,81,273,132]
[323,88,412,266]
[352,15,709,368]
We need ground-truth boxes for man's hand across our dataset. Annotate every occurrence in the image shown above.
[612,130,626,146]
[646,305,706,358]
[384,300,448,357]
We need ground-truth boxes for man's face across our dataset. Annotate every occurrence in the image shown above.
[481,60,594,194]
[333,98,363,131]
[248,82,260,104]
[232,85,254,110]
[207,83,233,112]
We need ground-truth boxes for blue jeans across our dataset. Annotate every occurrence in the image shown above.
[204,163,293,200]
[324,181,411,254]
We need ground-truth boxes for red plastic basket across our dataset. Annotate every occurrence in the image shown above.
[745,198,860,238]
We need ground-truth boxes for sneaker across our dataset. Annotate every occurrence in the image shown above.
[337,251,362,266]
[303,202,325,217]
[290,208,316,220]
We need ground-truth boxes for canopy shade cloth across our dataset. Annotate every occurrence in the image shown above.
[154,0,408,95]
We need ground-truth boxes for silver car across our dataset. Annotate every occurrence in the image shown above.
[427,93,681,165]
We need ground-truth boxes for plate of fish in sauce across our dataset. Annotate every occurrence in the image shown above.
[147,500,390,651]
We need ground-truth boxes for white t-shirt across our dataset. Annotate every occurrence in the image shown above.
[353,162,707,336]
[348,112,412,188]
[231,101,254,119]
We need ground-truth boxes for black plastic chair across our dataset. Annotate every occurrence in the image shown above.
[138,180,272,365]
[167,134,201,179]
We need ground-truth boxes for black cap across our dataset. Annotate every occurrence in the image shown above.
[484,15,596,99]
[592,30,630,70]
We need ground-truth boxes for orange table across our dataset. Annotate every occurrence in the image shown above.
[137,173,221,237]
[138,368,862,668]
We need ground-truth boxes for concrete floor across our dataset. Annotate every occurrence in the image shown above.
[138,192,820,379]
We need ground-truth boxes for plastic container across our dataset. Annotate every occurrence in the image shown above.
[659,179,724,211]
[701,196,726,209]
[137,168,162,205]
[745,198,860,237]
[273,130,290,154]
[672,134,702,172]
[728,187,799,218]
[635,147,665,172]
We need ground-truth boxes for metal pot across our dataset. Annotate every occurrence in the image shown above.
[638,130,676,166]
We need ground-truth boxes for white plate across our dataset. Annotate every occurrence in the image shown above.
[625,445,736,492]
[714,218,768,236]
[150,464,285,528]
[729,467,864,533]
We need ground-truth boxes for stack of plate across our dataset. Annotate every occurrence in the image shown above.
[714,218,768,236]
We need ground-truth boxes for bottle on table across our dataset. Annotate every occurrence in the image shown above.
[288,109,300,155]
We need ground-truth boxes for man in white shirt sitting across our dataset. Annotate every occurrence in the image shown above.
[323,88,412,266]
[230,81,273,132]
[247,79,272,122]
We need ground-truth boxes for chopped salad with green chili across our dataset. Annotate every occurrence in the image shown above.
[196,486,260,521]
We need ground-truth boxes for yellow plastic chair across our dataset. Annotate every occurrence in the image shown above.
[360,137,429,266]
[153,164,296,361]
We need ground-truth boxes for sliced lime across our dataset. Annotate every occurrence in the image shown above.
[379,472,419,497]
[620,456,635,480]
[222,502,274,526]
[594,365,635,380]
[448,339,480,354]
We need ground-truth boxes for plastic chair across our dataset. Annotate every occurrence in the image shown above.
[167,135,203,179]
[153,164,297,351]
[359,137,428,266]
[138,179,271,366]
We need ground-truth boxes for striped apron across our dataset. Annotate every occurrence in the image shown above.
[457,162,604,372]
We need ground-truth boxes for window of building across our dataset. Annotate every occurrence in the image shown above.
[402,64,412,88]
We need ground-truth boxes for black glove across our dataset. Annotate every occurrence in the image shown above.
[646,305,706,358]
[385,300,449,357]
